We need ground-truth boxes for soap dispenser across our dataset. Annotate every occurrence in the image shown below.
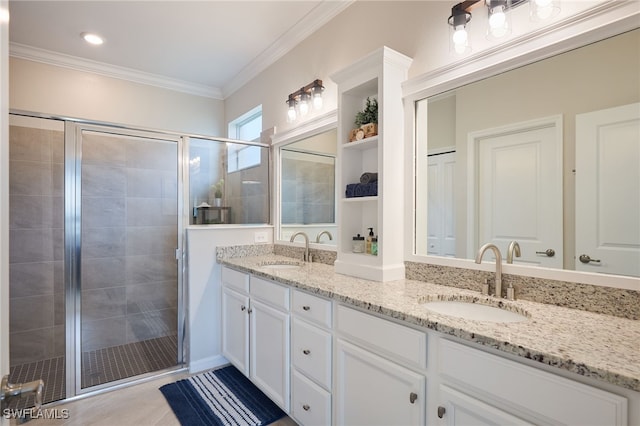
[365,228,374,254]
[352,234,365,253]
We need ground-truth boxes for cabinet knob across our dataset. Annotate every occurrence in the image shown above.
[240,305,246,311]
[409,392,418,404]
[302,404,310,411]
[437,406,446,418]
[247,308,252,314]
[302,349,311,355]
[302,305,311,311]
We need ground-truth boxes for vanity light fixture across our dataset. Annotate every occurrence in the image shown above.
[81,32,104,46]
[285,79,324,123]
[448,2,472,54]
[530,0,560,21]
[486,0,512,40]
[447,0,560,54]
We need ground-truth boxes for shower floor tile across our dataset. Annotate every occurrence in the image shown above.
[81,334,179,389]
[7,334,178,410]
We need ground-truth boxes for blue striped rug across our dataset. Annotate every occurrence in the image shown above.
[160,366,286,426]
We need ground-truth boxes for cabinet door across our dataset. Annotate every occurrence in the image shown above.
[250,299,290,411]
[221,286,249,376]
[335,339,425,426]
[437,385,533,426]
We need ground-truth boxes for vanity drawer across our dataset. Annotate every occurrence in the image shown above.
[292,369,331,426]
[439,339,627,426]
[249,276,290,311]
[336,305,427,369]
[292,290,332,328]
[292,318,332,389]
[221,266,249,293]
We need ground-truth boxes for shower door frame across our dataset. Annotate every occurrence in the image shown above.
[64,120,187,397]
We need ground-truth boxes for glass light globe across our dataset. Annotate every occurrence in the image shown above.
[452,28,468,45]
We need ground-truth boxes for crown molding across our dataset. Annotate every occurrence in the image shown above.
[221,0,354,98]
[9,42,224,99]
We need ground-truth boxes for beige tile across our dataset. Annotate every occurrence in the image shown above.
[16,371,298,426]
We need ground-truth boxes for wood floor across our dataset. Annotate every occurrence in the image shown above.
[12,370,298,426]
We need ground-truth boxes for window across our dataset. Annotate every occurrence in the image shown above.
[228,105,262,173]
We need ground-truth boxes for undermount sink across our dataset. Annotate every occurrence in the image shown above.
[422,300,528,323]
[259,261,302,270]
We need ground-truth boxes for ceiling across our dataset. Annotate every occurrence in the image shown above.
[8,0,352,99]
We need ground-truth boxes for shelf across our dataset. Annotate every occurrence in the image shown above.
[342,196,378,203]
[331,46,412,282]
[342,135,378,151]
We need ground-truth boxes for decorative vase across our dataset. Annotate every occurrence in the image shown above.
[214,198,222,207]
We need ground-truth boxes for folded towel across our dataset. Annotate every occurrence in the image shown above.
[345,182,378,198]
[346,183,358,198]
[360,172,378,184]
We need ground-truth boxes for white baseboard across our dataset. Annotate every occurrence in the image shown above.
[188,355,228,374]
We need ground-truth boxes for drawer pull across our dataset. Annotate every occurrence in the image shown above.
[302,305,311,311]
[302,404,310,411]
[409,392,418,404]
[437,406,446,418]
[302,349,311,355]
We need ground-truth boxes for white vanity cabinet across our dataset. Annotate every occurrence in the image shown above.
[334,305,427,426]
[434,339,628,426]
[290,289,333,426]
[221,266,291,412]
[221,267,250,375]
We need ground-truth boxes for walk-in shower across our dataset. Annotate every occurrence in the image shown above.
[7,113,271,408]
[8,115,184,407]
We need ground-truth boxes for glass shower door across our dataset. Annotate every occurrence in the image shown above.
[74,127,183,390]
[8,115,66,408]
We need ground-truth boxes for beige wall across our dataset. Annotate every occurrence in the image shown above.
[10,58,224,135]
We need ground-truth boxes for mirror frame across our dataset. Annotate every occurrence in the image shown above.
[271,109,338,251]
[402,2,639,291]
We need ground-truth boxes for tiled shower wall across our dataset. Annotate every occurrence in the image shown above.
[9,123,65,366]
[281,154,335,225]
[80,132,178,352]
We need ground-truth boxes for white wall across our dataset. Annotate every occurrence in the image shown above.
[186,225,273,373]
[10,57,224,136]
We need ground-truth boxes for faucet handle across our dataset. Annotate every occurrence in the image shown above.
[481,279,490,295]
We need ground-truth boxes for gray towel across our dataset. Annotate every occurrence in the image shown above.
[360,172,378,184]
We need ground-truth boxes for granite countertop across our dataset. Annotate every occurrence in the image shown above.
[220,254,640,392]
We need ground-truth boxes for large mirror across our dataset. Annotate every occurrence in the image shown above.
[274,113,338,247]
[415,28,639,278]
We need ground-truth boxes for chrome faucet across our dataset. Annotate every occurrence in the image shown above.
[290,232,311,262]
[475,243,503,298]
[315,230,333,243]
[507,240,521,264]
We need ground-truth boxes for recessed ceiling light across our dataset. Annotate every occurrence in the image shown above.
[81,32,104,46]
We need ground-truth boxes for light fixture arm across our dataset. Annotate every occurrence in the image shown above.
[285,79,324,103]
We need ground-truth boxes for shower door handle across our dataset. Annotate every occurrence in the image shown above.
[0,375,45,410]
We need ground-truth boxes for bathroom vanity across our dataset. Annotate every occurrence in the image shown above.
[219,254,639,426]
